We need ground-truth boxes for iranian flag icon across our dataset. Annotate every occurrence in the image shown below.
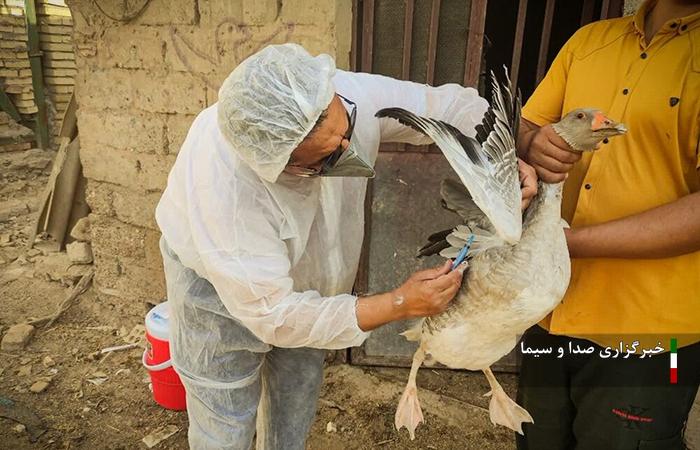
[670,338,678,384]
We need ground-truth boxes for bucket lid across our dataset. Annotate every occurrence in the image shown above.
[145,301,170,341]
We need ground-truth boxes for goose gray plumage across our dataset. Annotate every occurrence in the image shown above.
[375,72,627,439]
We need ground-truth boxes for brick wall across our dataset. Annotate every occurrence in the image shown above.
[65,0,352,303]
[0,0,75,148]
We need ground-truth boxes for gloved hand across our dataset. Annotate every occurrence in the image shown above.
[356,261,466,331]
[393,261,466,318]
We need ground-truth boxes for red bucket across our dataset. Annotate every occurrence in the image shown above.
[143,302,187,411]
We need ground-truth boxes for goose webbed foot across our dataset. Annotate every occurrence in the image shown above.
[482,367,534,435]
[395,347,426,440]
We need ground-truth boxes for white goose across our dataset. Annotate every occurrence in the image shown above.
[375,73,627,439]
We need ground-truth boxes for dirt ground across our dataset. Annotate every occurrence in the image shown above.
[0,276,515,450]
[0,272,516,449]
[0,148,698,449]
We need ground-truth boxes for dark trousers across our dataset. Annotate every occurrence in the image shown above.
[516,326,700,450]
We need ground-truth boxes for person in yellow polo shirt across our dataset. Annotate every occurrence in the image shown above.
[516,0,700,448]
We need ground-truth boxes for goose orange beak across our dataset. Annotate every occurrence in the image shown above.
[591,112,627,133]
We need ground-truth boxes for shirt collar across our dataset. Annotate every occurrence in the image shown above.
[633,0,700,38]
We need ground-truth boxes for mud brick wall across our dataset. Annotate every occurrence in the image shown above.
[0,0,75,147]
[39,4,75,139]
[65,0,352,304]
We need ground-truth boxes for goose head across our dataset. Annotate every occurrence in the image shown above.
[552,108,627,152]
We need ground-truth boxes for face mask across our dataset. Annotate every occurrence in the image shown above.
[318,141,375,178]
[285,143,375,178]
[285,94,375,178]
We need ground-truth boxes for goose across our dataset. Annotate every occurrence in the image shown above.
[375,73,627,439]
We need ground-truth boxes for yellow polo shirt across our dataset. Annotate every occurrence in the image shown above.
[522,0,700,349]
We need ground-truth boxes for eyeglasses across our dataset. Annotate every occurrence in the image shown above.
[285,94,357,177]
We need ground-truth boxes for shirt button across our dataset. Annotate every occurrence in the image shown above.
[640,52,647,59]
[585,184,592,190]
[622,88,629,95]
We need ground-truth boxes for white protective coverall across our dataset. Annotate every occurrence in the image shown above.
[155,43,488,449]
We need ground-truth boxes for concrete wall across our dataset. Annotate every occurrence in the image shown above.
[65,0,352,303]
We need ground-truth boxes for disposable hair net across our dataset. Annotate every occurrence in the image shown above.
[217,43,336,183]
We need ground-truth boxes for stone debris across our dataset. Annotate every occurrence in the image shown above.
[29,380,50,393]
[1,266,28,283]
[1,323,35,351]
[12,424,26,434]
[0,199,30,222]
[142,425,179,448]
[69,217,91,242]
[87,370,108,386]
[66,241,93,264]
[17,365,32,378]
[32,252,92,285]
[326,421,337,433]
[42,356,56,367]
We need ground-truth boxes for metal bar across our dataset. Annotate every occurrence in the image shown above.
[609,0,624,18]
[510,0,528,85]
[580,0,595,26]
[463,0,488,87]
[536,0,556,84]
[353,179,373,296]
[361,0,375,72]
[426,0,441,85]
[24,0,49,149]
[0,88,22,123]
[600,0,611,19]
[401,0,415,80]
[351,0,359,72]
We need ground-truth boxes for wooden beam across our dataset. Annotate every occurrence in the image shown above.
[580,0,595,26]
[24,0,50,149]
[361,0,375,72]
[0,88,22,123]
[401,0,415,80]
[510,0,528,85]
[464,0,488,88]
[536,0,556,84]
[426,0,441,85]
[351,0,359,72]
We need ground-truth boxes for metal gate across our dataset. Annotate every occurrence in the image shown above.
[349,0,624,370]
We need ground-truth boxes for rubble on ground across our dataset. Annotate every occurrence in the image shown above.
[1,324,35,351]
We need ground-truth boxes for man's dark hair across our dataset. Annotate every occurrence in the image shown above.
[306,109,329,139]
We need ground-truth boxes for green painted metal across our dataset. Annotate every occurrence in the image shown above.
[0,88,22,123]
[24,0,50,149]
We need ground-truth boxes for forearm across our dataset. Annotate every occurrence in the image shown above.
[355,292,407,331]
[566,191,700,259]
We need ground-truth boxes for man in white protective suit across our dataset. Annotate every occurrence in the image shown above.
[155,43,537,449]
